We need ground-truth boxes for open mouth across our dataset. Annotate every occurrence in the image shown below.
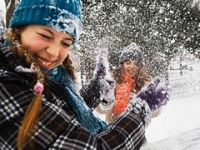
[34,55,57,69]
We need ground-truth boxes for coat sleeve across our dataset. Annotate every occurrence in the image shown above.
[0,74,149,150]
[48,112,146,150]
[79,78,102,110]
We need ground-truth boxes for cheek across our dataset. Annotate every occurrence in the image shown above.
[60,49,70,61]
[124,65,131,71]
[123,64,128,69]
[22,38,46,53]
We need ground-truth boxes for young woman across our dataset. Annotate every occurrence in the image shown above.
[0,0,167,149]
[105,43,151,122]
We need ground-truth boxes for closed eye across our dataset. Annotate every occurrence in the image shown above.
[125,60,132,65]
[61,41,71,48]
[37,32,52,40]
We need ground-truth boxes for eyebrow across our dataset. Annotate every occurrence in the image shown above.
[42,28,73,41]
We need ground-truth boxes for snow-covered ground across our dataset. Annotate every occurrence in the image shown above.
[94,93,200,150]
[94,60,200,149]
[142,60,200,149]
[141,127,200,150]
[145,93,200,143]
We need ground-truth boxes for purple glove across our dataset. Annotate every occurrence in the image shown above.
[136,76,169,111]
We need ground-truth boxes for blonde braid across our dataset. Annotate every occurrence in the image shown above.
[7,27,45,149]
[20,54,44,149]
[17,61,44,150]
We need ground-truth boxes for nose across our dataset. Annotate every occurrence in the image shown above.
[46,44,60,59]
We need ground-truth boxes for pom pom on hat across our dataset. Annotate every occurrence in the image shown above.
[10,0,82,43]
[119,42,144,65]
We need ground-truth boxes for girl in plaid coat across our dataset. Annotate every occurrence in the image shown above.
[0,0,168,149]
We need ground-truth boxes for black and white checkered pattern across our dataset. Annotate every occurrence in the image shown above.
[0,28,150,150]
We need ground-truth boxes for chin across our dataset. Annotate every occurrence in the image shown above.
[40,64,57,70]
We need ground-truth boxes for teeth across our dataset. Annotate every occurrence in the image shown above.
[37,58,53,67]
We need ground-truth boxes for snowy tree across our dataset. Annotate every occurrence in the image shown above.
[79,0,200,79]
[2,0,200,80]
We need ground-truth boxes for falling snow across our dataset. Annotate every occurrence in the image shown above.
[1,0,200,149]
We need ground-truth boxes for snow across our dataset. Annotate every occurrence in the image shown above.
[142,60,200,149]
[94,93,200,149]
[44,6,82,41]
[0,1,6,27]
[94,59,200,149]
[192,0,200,10]
[0,0,199,148]
[93,47,111,79]
[145,94,200,143]
[141,127,200,150]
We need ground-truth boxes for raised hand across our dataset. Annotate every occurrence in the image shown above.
[136,76,169,111]
[80,48,115,110]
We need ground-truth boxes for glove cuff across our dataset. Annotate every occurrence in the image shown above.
[123,96,152,127]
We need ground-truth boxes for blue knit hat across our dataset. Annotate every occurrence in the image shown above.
[119,42,144,65]
[10,0,82,43]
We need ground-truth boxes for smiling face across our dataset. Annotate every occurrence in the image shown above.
[20,25,73,70]
[123,60,140,77]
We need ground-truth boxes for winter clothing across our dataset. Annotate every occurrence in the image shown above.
[112,73,135,114]
[10,0,82,42]
[80,77,105,109]
[119,42,144,65]
[137,76,169,111]
[112,74,168,120]
[80,48,115,110]
[46,66,107,134]
[121,76,169,127]
[94,48,110,78]
[0,28,150,149]
[111,43,168,122]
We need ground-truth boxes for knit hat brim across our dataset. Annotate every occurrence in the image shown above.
[10,1,82,43]
[119,42,144,65]
[119,50,144,65]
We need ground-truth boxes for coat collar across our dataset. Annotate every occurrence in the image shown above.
[0,28,36,84]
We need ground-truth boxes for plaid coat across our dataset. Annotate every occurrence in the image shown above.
[0,28,150,150]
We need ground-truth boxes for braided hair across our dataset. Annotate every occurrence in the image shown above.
[7,27,75,149]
